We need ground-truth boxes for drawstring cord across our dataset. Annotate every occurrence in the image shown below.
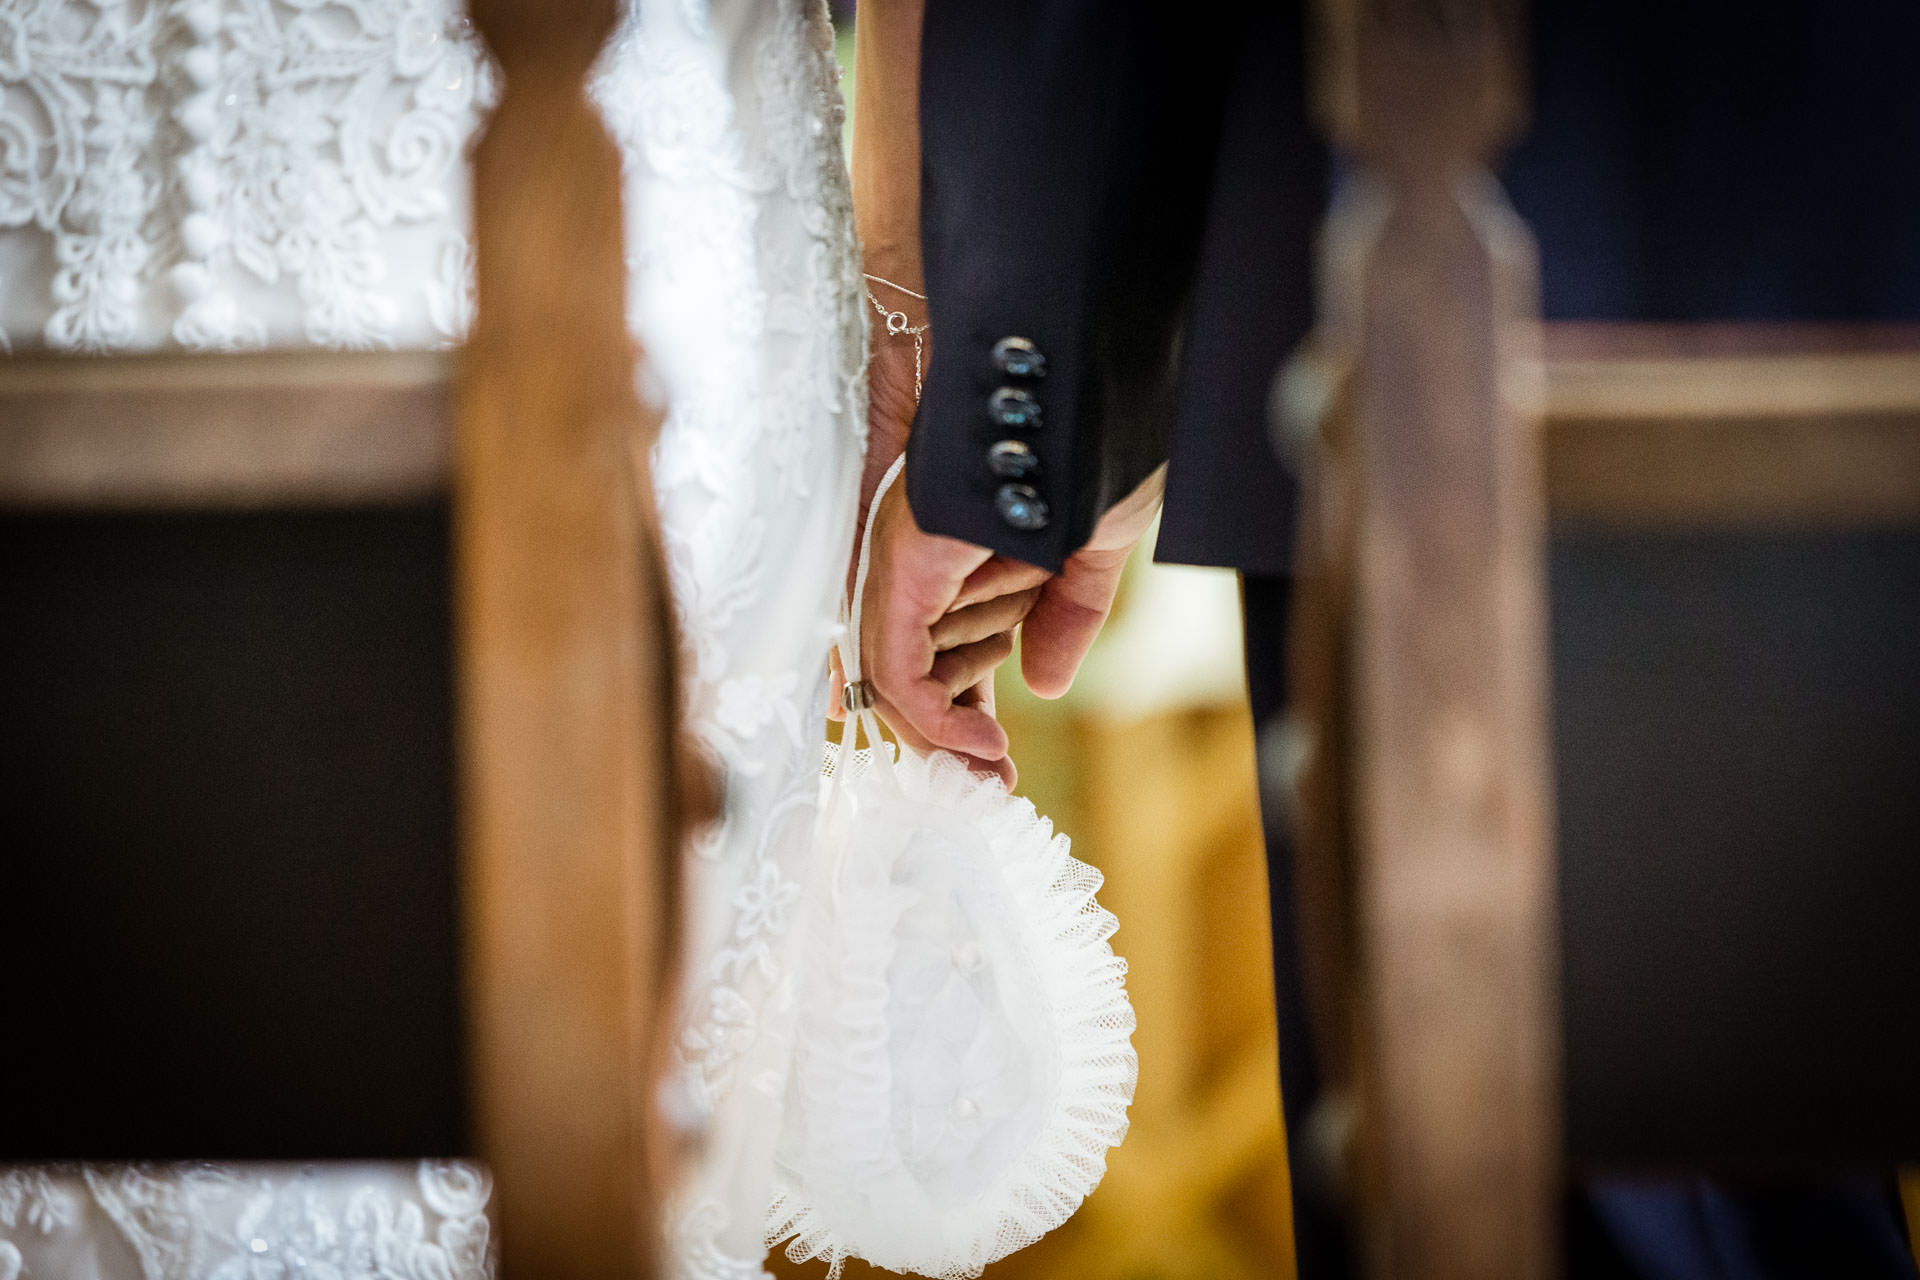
[829,450,908,791]
[823,453,908,912]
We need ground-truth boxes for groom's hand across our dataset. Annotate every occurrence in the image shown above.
[854,464,1165,778]
[855,465,1165,771]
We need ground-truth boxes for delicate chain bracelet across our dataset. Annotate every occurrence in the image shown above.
[863,272,928,403]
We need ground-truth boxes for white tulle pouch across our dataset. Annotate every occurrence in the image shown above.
[768,458,1138,1280]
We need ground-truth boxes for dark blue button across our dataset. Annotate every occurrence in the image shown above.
[987,438,1039,480]
[992,336,1046,380]
[989,386,1041,429]
[995,482,1049,531]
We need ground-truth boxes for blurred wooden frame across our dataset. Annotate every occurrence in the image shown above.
[458,0,695,1274]
[1287,310,1920,1279]
[1307,1,1559,1276]
[1303,0,1920,1273]
[1544,324,1920,530]
[0,1,691,1273]
[0,350,448,509]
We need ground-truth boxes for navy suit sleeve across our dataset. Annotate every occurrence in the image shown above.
[910,0,1238,571]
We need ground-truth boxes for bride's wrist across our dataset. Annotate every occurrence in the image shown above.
[855,233,921,286]
[863,270,929,406]
[863,271,926,324]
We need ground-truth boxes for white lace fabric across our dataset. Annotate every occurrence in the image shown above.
[593,1,865,1275]
[0,1161,495,1280]
[0,0,492,352]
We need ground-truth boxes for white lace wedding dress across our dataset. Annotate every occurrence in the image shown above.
[598,1,866,1276]
[0,1,864,1277]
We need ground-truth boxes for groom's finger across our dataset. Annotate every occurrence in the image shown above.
[957,680,1017,788]
[892,674,1010,760]
[930,586,1040,651]
[930,632,1015,698]
[954,555,1050,610]
[870,602,1009,759]
[959,668,996,722]
[1019,545,1130,699]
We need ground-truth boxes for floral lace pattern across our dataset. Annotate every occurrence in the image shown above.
[0,1161,494,1280]
[0,0,492,351]
[595,0,864,1273]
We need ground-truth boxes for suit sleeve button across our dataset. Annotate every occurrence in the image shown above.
[989,386,1041,429]
[991,336,1046,379]
[995,482,1049,531]
[987,438,1040,479]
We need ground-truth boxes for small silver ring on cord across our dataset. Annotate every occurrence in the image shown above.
[843,679,877,713]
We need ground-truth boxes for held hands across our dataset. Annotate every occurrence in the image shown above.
[830,319,1031,783]
[831,448,1166,786]
[832,290,1164,783]
[833,479,1039,786]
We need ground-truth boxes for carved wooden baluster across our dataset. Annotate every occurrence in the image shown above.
[457,2,689,1274]
[1316,1,1559,1275]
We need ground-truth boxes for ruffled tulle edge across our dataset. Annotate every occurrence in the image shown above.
[769,746,1140,1280]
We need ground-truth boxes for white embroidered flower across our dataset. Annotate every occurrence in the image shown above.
[733,858,802,941]
[416,1161,491,1222]
[681,985,759,1067]
[0,1168,72,1235]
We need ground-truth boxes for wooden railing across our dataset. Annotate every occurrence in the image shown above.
[1309,1,1560,1275]
[1289,299,1920,1275]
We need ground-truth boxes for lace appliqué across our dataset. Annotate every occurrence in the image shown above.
[0,1,163,350]
[0,0,493,351]
[596,0,862,1116]
[593,0,865,1272]
[0,1161,494,1280]
[0,1169,77,1280]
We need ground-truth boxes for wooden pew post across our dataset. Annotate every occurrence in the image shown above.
[1314,2,1560,1275]
[458,2,684,1274]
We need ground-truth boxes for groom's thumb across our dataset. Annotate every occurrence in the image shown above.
[1019,549,1128,699]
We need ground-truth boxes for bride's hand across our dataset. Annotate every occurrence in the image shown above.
[834,476,1046,787]
[828,644,1012,784]
[838,302,1030,786]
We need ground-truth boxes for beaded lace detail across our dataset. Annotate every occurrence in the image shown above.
[0,1161,495,1280]
[0,0,492,351]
